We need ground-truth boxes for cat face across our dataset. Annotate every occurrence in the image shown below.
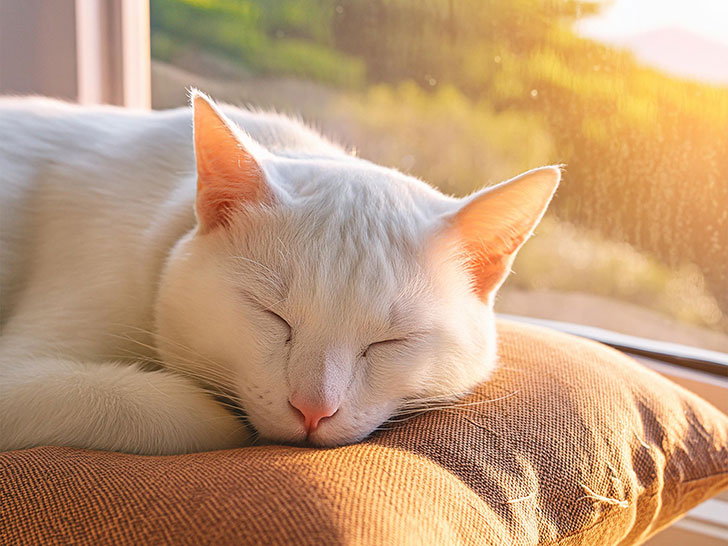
[154,92,560,447]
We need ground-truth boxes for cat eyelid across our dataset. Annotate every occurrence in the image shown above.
[371,337,408,347]
[264,309,293,344]
[240,291,292,334]
[265,308,291,328]
[363,326,432,356]
[361,337,409,358]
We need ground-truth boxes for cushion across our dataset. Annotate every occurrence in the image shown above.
[1,321,726,545]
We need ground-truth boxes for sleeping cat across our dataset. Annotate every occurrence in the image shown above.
[0,91,559,455]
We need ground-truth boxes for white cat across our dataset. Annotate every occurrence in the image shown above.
[0,91,559,455]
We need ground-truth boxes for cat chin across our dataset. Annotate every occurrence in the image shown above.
[256,431,370,449]
[254,426,373,448]
[305,432,371,448]
[247,402,392,447]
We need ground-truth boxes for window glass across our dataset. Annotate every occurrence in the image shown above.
[150,0,728,352]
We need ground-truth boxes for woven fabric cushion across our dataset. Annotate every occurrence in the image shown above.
[2,321,727,545]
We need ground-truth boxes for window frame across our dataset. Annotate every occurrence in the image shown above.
[499,314,728,377]
[0,0,150,108]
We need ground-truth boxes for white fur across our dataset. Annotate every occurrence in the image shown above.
[0,96,555,454]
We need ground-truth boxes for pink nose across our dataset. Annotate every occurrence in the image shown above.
[288,397,339,434]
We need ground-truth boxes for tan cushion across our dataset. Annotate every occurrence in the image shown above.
[2,321,727,545]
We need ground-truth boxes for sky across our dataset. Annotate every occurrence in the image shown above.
[576,0,728,46]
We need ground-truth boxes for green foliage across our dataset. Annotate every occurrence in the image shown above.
[331,0,599,90]
[150,0,364,86]
[330,82,553,195]
[507,218,726,330]
[519,33,728,316]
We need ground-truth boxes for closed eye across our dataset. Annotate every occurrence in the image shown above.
[362,338,408,358]
[265,309,292,343]
[239,291,293,343]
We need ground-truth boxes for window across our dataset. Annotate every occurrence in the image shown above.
[147,0,728,355]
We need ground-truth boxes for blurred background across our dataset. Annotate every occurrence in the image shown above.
[1,0,727,352]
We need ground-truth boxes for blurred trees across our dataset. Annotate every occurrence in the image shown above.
[150,0,364,86]
[151,0,728,313]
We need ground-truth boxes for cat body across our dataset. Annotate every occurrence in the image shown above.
[0,93,559,454]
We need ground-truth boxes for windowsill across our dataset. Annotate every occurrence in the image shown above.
[498,314,728,377]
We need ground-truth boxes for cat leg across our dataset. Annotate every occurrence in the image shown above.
[0,357,250,455]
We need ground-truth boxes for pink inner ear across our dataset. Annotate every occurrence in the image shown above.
[193,94,271,233]
[453,204,530,301]
[459,235,522,301]
[450,166,560,301]
[195,167,269,233]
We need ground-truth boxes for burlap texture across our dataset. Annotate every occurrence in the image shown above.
[1,321,727,545]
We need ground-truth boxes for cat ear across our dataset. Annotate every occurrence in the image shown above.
[446,166,561,302]
[192,90,272,233]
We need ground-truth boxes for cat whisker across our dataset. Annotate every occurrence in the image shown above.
[106,332,234,384]
[108,324,224,368]
[229,255,284,285]
[275,236,290,262]
[104,347,242,407]
[387,390,520,422]
[102,352,245,409]
[264,297,289,311]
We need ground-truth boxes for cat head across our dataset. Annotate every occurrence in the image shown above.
[154,91,560,446]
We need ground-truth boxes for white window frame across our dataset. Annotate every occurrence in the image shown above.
[0,0,150,108]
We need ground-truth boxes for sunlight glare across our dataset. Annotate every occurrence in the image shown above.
[577,0,728,46]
